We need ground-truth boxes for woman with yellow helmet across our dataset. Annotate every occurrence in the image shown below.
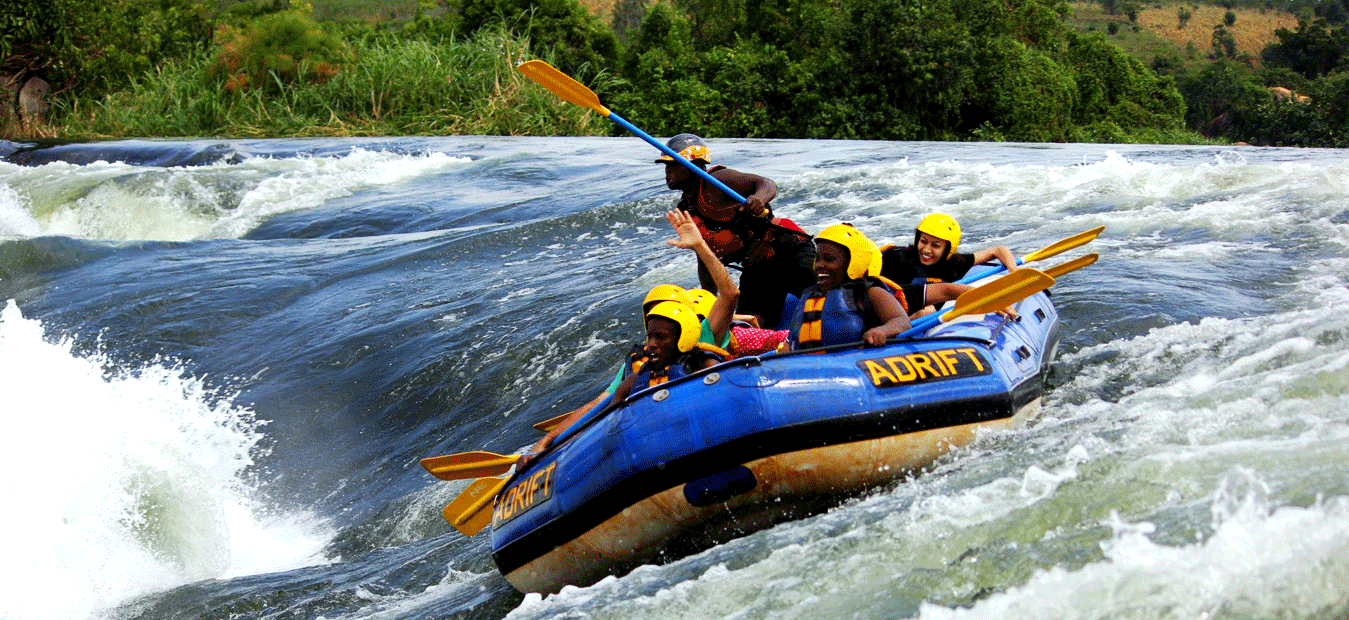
[784,224,911,350]
[880,213,1019,286]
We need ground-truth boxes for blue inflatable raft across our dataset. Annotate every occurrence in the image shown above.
[484,280,1061,594]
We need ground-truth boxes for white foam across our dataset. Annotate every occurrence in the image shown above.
[0,300,333,620]
[0,149,469,242]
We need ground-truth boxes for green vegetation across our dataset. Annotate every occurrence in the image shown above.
[3,0,1348,144]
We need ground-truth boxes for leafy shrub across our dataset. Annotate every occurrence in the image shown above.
[206,11,354,94]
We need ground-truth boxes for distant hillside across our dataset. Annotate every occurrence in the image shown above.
[1069,2,1300,67]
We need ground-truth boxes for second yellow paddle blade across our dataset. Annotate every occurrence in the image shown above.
[945,268,1055,320]
[443,477,507,536]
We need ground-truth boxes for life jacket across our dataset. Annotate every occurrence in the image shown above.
[873,274,911,315]
[786,279,887,350]
[622,344,651,377]
[679,165,809,266]
[631,343,729,388]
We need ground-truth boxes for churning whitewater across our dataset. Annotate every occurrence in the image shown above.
[1,137,1347,620]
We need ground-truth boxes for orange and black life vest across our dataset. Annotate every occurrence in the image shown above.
[678,166,808,267]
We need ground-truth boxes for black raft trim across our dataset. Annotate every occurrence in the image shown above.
[493,377,1040,576]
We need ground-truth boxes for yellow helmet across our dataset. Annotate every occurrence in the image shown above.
[686,288,715,319]
[643,284,691,313]
[654,133,710,164]
[815,223,875,280]
[645,300,700,353]
[915,213,961,259]
[864,234,883,277]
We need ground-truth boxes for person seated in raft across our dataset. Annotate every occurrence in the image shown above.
[525,211,739,455]
[590,210,742,405]
[528,301,727,459]
[784,224,912,350]
[608,301,726,399]
[880,212,1018,285]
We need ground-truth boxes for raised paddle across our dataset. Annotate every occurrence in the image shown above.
[1041,252,1098,279]
[956,225,1105,284]
[421,451,521,481]
[516,60,750,205]
[442,476,507,536]
[898,268,1054,338]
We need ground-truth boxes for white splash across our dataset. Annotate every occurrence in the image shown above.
[0,300,333,620]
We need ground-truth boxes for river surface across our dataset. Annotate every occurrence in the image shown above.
[2,137,1347,620]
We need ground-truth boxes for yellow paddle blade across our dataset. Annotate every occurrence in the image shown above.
[516,60,611,116]
[1042,253,1098,279]
[1021,225,1105,263]
[420,451,519,481]
[942,268,1054,322]
[443,476,508,536]
[532,411,571,433]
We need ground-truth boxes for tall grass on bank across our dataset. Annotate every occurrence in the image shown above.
[56,29,609,139]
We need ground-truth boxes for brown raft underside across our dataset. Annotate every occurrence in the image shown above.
[503,397,1042,594]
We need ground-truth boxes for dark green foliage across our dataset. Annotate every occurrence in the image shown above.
[612,5,808,137]
[611,0,649,42]
[1176,59,1267,131]
[10,0,1220,142]
[452,0,619,78]
[615,0,1185,142]
[1064,32,1185,139]
[1261,20,1349,78]
[965,38,1079,141]
[1,0,211,94]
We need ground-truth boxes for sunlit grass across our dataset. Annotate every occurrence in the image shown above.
[54,28,612,139]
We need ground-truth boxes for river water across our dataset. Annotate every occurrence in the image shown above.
[2,137,1347,620]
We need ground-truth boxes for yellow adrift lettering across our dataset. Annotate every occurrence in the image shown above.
[858,347,991,389]
[936,349,962,375]
[885,355,917,382]
[539,463,556,497]
[493,462,559,526]
[909,353,941,379]
[864,359,898,386]
[495,489,513,523]
[956,347,986,371]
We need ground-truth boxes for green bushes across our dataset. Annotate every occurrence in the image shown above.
[17,0,1206,142]
[58,27,602,138]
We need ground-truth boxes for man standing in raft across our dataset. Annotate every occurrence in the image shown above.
[657,133,815,330]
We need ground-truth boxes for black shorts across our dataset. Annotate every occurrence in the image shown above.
[737,235,816,329]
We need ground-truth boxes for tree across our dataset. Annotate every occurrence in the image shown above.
[1261,20,1349,79]
[1,0,211,95]
[453,0,619,77]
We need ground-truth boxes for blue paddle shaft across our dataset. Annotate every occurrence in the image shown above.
[608,112,748,205]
